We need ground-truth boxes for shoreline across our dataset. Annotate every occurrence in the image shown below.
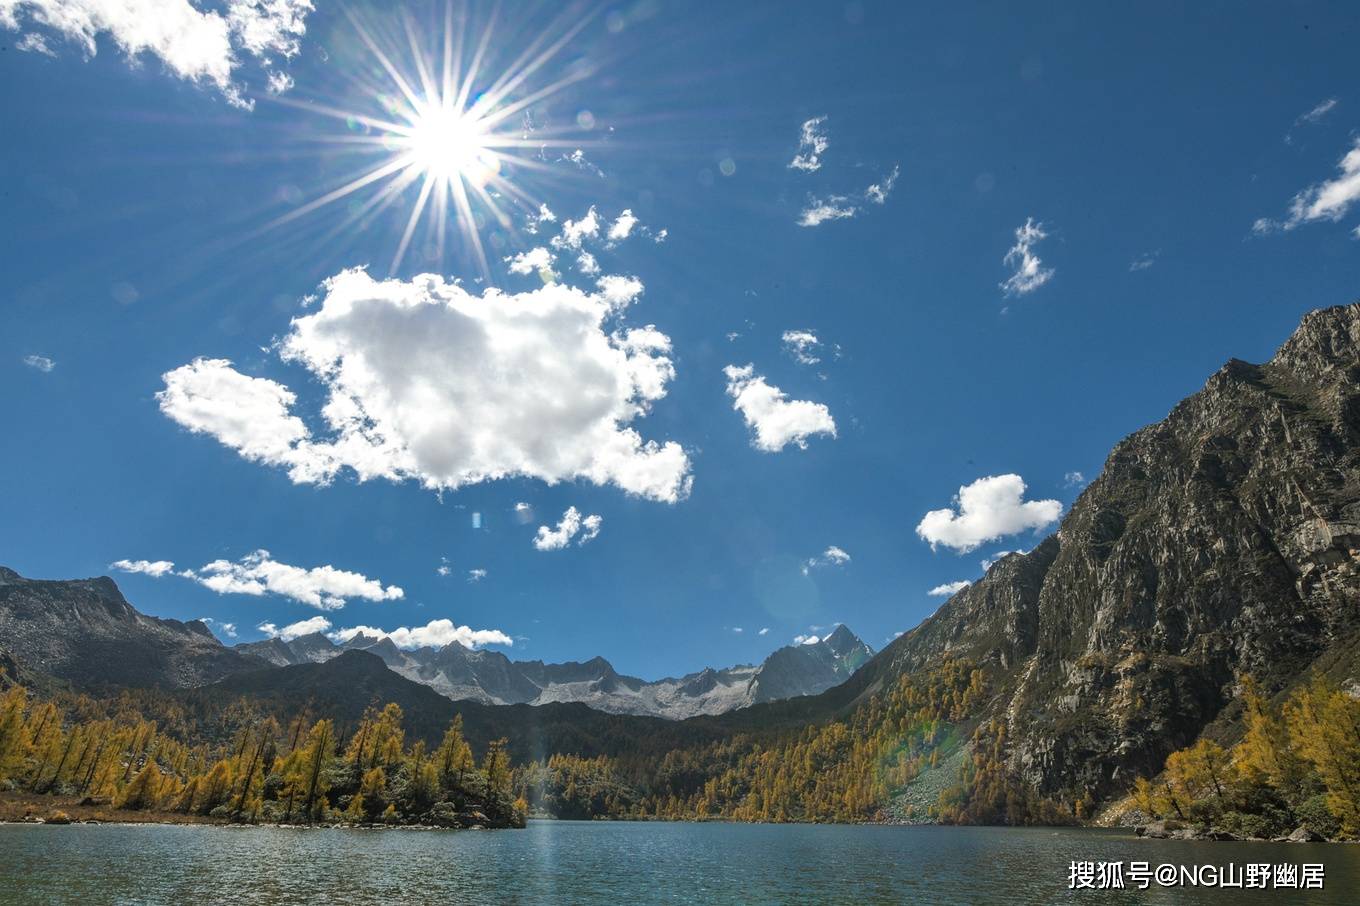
[0,792,517,831]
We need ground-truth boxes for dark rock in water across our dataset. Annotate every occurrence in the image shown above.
[1285,826,1328,843]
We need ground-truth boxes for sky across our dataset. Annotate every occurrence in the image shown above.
[3,0,1360,681]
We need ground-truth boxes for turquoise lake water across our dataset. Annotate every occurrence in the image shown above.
[1,821,1357,904]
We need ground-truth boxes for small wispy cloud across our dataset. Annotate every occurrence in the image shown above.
[533,506,603,551]
[981,548,1028,571]
[781,330,822,365]
[1000,218,1055,297]
[1254,138,1360,234]
[1296,97,1338,127]
[505,246,557,278]
[467,568,487,583]
[802,545,851,576]
[111,550,403,610]
[1128,251,1159,272]
[22,354,55,373]
[927,580,970,597]
[798,196,857,227]
[562,148,605,177]
[797,167,900,227]
[199,616,237,638]
[110,559,176,578]
[789,116,829,172]
[864,165,900,204]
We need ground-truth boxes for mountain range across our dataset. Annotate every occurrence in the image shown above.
[235,624,872,718]
[0,562,871,720]
[5,303,1360,816]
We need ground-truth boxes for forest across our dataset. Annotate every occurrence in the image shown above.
[513,657,1068,825]
[1,657,1064,829]
[1129,675,1360,840]
[0,683,524,828]
[18,656,1357,837]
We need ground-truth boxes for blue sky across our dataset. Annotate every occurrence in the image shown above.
[3,1,1360,680]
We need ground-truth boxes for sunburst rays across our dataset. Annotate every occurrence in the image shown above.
[264,2,602,277]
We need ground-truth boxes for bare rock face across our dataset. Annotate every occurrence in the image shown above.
[0,569,266,688]
[876,303,1360,804]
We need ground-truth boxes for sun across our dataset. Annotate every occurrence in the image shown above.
[264,5,599,276]
[398,103,498,185]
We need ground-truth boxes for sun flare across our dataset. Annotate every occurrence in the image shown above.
[398,104,498,184]
[266,6,598,275]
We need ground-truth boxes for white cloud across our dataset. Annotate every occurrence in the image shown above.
[927,580,971,597]
[22,354,55,372]
[916,474,1061,553]
[562,148,604,178]
[789,116,829,172]
[802,545,850,575]
[156,357,330,483]
[758,627,769,636]
[1128,251,1158,272]
[731,626,743,633]
[1296,97,1338,126]
[981,549,1027,571]
[159,267,692,504]
[1000,218,1054,297]
[798,196,857,227]
[533,506,602,550]
[15,30,52,53]
[724,364,836,452]
[265,69,292,94]
[190,550,403,610]
[258,615,331,642]
[551,206,601,250]
[864,165,900,204]
[436,559,452,577]
[115,549,403,610]
[199,616,237,638]
[331,619,511,650]
[608,209,638,241]
[793,634,821,646]
[576,251,600,275]
[781,329,821,365]
[1258,139,1360,232]
[0,0,313,108]
[823,546,851,566]
[110,559,176,578]
[798,168,898,226]
[467,568,487,583]
[525,203,556,234]
[1063,470,1087,488]
[505,246,556,277]
[226,0,310,61]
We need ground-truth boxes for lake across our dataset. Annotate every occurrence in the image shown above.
[1,821,1357,904]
